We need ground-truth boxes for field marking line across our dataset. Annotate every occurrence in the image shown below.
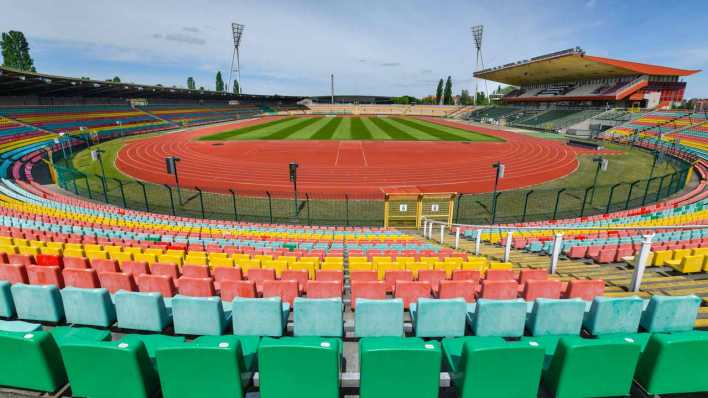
[360,141,369,167]
[334,141,342,167]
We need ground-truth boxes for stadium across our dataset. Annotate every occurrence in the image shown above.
[0,3,706,398]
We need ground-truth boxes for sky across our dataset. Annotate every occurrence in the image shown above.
[1,0,707,98]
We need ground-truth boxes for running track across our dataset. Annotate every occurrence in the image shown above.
[116,117,607,197]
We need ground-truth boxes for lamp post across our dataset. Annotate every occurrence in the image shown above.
[91,149,109,203]
[289,162,299,217]
[165,156,182,205]
[491,161,504,224]
[589,156,607,205]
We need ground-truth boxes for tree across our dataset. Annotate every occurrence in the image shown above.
[111,76,121,83]
[199,86,205,91]
[215,71,224,92]
[233,80,240,94]
[475,91,489,105]
[443,76,453,105]
[1,31,36,72]
[187,77,196,90]
[460,89,473,105]
[435,78,444,105]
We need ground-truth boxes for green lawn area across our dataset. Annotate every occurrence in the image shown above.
[198,116,503,142]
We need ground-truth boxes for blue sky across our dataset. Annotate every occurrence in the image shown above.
[1,0,706,98]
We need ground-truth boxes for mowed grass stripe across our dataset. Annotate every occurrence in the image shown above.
[390,117,471,141]
[402,117,503,142]
[350,117,373,139]
[200,117,294,140]
[360,117,391,139]
[311,117,343,140]
[261,117,321,139]
[370,117,418,140]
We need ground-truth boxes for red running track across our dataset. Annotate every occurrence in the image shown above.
[115,117,601,197]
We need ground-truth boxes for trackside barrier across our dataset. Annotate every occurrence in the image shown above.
[421,218,706,292]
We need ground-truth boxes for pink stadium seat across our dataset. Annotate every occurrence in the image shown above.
[306,281,343,299]
[36,254,63,268]
[136,274,176,297]
[0,263,28,284]
[563,279,604,301]
[8,254,34,266]
[181,265,210,278]
[394,281,431,309]
[120,261,149,276]
[479,280,518,300]
[247,268,276,295]
[63,257,90,269]
[485,269,515,281]
[262,280,299,305]
[351,281,386,309]
[315,270,344,284]
[521,279,562,301]
[452,270,482,281]
[220,280,257,301]
[62,268,100,289]
[438,280,477,303]
[350,270,377,282]
[27,265,64,287]
[97,271,137,294]
[151,263,180,280]
[176,277,216,297]
[567,246,588,259]
[281,270,309,293]
[417,269,446,294]
[383,270,413,293]
[91,259,120,273]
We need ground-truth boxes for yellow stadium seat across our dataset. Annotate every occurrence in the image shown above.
[123,247,143,255]
[488,262,513,270]
[278,255,297,264]
[348,257,368,263]
[29,240,45,248]
[63,249,84,258]
[209,256,234,268]
[405,262,432,278]
[433,261,461,278]
[46,242,65,250]
[671,249,692,261]
[134,253,157,264]
[349,262,373,272]
[111,252,134,263]
[395,256,415,264]
[189,251,207,258]
[104,246,122,255]
[324,256,344,264]
[11,239,28,247]
[144,248,164,256]
[666,255,705,274]
[372,256,392,264]
[290,261,316,279]
[207,252,228,259]
[254,255,273,263]
[651,250,673,266]
[64,243,83,251]
[239,259,261,274]
[300,256,320,265]
[320,262,344,271]
[443,257,464,264]
[693,248,708,257]
[86,250,108,260]
[158,254,184,266]
[263,260,289,277]
[376,262,403,280]
[18,246,39,256]
[166,249,186,257]
[419,257,439,265]
[83,244,103,252]
[39,247,62,256]
[184,256,208,266]
[0,237,12,246]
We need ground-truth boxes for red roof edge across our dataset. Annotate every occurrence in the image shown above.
[584,55,701,77]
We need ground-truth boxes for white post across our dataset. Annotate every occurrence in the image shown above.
[630,234,654,292]
[427,222,434,239]
[475,229,482,256]
[549,233,563,275]
[439,224,445,244]
[455,227,461,250]
[421,220,428,237]
[503,231,513,263]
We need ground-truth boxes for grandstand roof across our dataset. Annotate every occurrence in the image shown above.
[475,48,700,86]
[0,67,302,101]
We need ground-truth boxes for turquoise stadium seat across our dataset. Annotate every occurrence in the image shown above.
[0,319,41,332]
[0,280,15,317]
[11,283,64,322]
[114,291,172,332]
[639,295,700,333]
[231,297,289,337]
[583,296,644,335]
[410,298,466,338]
[171,295,230,336]
[354,298,404,337]
[468,299,526,337]
[293,297,343,337]
[526,298,585,336]
[60,287,116,327]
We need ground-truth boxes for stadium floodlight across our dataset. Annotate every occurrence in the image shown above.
[471,25,488,105]
[491,161,504,224]
[289,162,299,216]
[228,23,245,95]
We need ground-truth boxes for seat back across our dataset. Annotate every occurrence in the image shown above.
[522,279,562,301]
[383,270,413,292]
[438,280,477,303]
[10,283,64,322]
[349,270,377,282]
[63,256,90,269]
[136,274,177,297]
[212,267,242,283]
[0,281,14,317]
[394,281,431,309]
[293,297,343,337]
[262,280,299,305]
[281,270,308,292]
[518,268,548,285]
[27,265,64,288]
[354,298,404,337]
[91,259,119,273]
[97,272,137,294]
[36,254,63,268]
[0,330,67,392]
[62,268,100,289]
[176,277,215,297]
[114,291,171,332]
[316,270,343,283]
[172,295,228,336]
[564,279,604,301]
[418,270,446,292]
[527,298,585,336]
[413,298,466,338]
[120,261,150,276]
[452,270,481,281]
[479,280,518,300]
[485,269,515,281]
[350,281,386,309]
[60,287,116,327]
[583,296,644,335]
[231,297,289,337]
[220,280,256,301]
[0,263,28,284]
[306,281,342,299]
[640,295,700,333]
[151,262,180,279]
[181,265,210,278]
[471,299,526,337]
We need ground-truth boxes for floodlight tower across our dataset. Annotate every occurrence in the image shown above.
[229,23,245,95]
[471,25,488,105]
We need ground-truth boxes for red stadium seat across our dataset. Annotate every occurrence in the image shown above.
[91,259,119,273]
[485,269,515,281]
[394,281,431,309]
[351,281,386,309]
[176,277,216,297]
[62,268,100,289]
[120,261,149,276]
[306,281,343,299]
[246,268,276,295]
[479,280,518,300]
[563,279,604,301]
[151,263,180,279]
[220,280,257,301]
[521,279,562,301]
[136,274,176,297]
[181,265,210,278]
[36,254,63,268]
[63,257,90,269]
[8,254,34,266]
[517,269,548,286]
[212,267,243,290]
[97,271,137,294]
[383,270,413,293]
[27,265,63,287]
[281,270,309,293]
[417,269,446,294]
[438,280,477,303]
[452,270,482,281]
[315,270,344,284]
[350,270,377,282]
[262,280,299,305]
[0,263,28,284]
[567,246,588,259]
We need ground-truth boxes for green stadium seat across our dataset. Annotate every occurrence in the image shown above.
[634,331,708,395]
[231,297,289,336]
[0,280,15,317]
[49,326,111,345]
[359,337,441,398]
[542,335,641,398]
[11,283,64,322]
[410,298,466,337]
[114,290,172,332]
[442,336,545,398]
[0,329,67,392]
[354,298,404,337]
[639,295,700,332]
[293,297,343,337]
[258,337,341,398]
[60,287,116,327]
[468,299,526,337]
[172,295,231,336]
[155,335,260,398]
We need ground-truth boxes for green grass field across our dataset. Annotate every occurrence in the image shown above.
[199,116,503,142]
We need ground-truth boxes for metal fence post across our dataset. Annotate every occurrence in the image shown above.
[474,229,482,256]
[521,190,534,222]
[439,224,445,244]
[580,186,593,217]
[666,173,677,197]
[195,187,205,219]
[137,181,150,212]
[305,193,311,225]
[99,175,109,203]
[266,191,273,223]
[491,191,502,224]
[83,175,93,200]
[606,183,623,214]
[656,175,668,201]
[455,227,460,249]
[630,234,654,292]
[454,193,463,223]
[72,177,79,195]
[503,231,513,263]
[552,188,566,220]
[164,184,176,216]
[228,189,238,221]
[345,194,350,226]
[549,233,563,275]
[624,179,641,210]
[113,178,127,208]
[641,177,657,206]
